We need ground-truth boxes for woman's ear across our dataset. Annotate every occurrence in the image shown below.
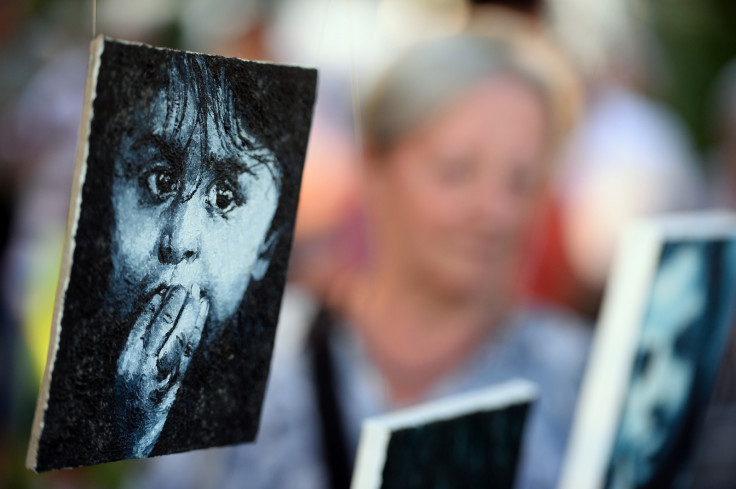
[251,227,282,281]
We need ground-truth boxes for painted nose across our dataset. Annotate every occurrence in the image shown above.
[158,198,202,265]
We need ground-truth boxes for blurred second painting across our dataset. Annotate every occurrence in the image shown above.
[560,211,736,489]
[351,380,536,489]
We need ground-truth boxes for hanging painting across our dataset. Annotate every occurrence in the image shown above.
[26,36,317,471]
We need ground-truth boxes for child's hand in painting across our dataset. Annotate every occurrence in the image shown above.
[114,284,209,457]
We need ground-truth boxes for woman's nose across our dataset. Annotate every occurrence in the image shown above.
[158,198,203,265]
[475,181,518,230]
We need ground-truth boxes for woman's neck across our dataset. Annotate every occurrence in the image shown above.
[347,267,512,406]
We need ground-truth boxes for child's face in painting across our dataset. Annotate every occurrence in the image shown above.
[616,244,704,483]
[109,87,280,328]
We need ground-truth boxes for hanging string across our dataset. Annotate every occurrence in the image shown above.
[315,0,333,66]
[92,0,97,38]
[345,0,364,163]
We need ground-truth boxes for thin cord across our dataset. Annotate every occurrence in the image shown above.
[345,0,364,162]
[92,0,97,38]
[315,0,333,67]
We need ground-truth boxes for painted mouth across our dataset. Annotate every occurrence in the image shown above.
[152,283,207,300]
[144,265,207,302]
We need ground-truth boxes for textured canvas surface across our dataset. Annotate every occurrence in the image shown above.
[27,36,316,471]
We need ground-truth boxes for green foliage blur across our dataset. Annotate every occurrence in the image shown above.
[651,0,736,153]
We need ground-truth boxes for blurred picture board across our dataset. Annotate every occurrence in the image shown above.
[27,36,317,471]
[351,380,537,489]
[558,211,736,489]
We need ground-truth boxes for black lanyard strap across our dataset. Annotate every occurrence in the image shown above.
[308,308,352,489]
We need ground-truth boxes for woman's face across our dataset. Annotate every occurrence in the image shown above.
[367,76,549,297]
[109,88,280,328]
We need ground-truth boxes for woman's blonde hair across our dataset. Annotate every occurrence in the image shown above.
[363,12,582,157]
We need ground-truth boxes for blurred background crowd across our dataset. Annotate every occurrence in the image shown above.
[1,0,736,488]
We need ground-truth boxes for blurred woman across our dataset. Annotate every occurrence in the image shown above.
[327,34,589,489]
[137,33,589,489]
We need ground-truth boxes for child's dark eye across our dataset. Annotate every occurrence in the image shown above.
[674,325,695,359]
[205,180,244,216]
[144,167,179,198]
[633,350,652,377]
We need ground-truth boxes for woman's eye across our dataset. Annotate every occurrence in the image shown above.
[145,168,178,197]
[206,181,243,215]
[436,158,473,184]
[509,165,535,197]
